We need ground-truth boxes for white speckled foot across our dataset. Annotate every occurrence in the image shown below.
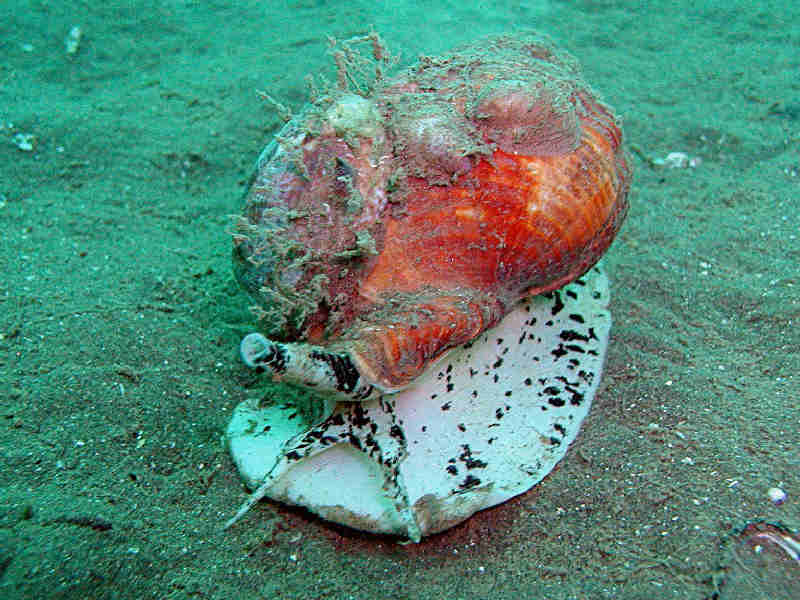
[227,265,611,541]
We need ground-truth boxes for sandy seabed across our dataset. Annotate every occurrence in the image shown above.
[1,1,798,598]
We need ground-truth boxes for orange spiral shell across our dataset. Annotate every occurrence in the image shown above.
[234,33,631,390]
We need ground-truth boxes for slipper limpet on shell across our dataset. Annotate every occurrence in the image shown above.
[226,31,630,541]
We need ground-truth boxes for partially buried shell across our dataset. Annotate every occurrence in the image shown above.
[233,32,630,396]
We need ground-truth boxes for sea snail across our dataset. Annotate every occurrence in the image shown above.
[226,31,630,542]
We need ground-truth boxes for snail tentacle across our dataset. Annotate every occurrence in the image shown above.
[240,333,378,401]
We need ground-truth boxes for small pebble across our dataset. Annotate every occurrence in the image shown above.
[767,487,787,506]
[12,133,35,152]
[65,25,82,55]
